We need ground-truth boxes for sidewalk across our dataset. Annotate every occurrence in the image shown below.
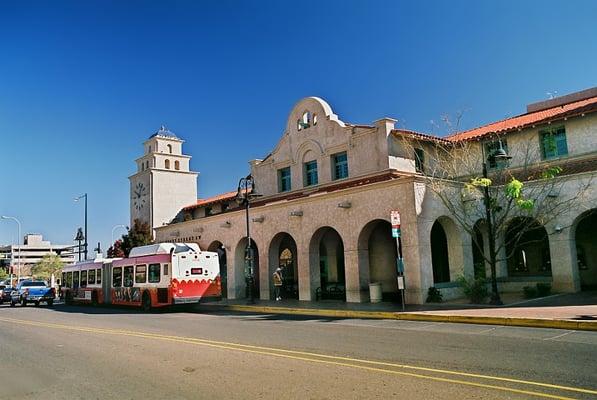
[197,291,597,331]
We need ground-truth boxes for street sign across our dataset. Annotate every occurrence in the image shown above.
[397,276,405,290]
[390,210,401,227]
[392,228,400,238]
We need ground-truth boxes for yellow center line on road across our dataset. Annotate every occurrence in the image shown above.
[0,317,593,400]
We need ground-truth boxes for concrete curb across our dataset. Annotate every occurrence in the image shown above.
[198,304,597,332]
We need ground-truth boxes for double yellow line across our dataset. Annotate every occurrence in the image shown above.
[1,316,594,399]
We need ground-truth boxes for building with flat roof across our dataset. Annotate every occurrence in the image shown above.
[0,234,75,278]
[132,88,597,304]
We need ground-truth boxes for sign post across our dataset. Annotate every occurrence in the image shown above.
[391,210,406,311]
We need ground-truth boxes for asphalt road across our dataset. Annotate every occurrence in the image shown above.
[0,303,596,400]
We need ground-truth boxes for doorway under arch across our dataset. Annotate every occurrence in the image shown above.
[357,219,398,301]
[268,233,299,299]
[573,210,597,289]
[234,237,260,299]
[309,227,346,301]
[431,221,450,283]
[506,217,551,277]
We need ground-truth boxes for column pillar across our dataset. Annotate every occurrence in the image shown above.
[549,229,580,292]
[344,249,367,303]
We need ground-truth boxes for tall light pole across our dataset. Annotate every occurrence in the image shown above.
[74,193,88,260]
[480,139,511,306]
[111,224,127,248]
[236,175,261,304]
[1,215,22,284]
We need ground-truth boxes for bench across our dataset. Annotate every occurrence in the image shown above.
[315,284,346,300]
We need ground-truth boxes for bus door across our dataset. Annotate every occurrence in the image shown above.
[103,263,112,304]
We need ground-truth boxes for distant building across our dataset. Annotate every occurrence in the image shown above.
[0,234,75,277]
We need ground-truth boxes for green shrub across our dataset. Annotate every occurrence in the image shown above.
[426,287,443,303]
[523,286,538,299]
[457,275,489,304]
[536,283,551,297]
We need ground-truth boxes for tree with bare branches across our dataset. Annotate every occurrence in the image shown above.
[400,131,593,304]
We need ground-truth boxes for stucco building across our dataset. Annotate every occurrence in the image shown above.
[133,88,597,304]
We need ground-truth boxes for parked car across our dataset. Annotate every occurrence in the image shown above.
[0,286,12,304]
[10,280,55,307]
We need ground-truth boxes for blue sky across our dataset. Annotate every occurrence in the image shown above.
[1,0,595,251]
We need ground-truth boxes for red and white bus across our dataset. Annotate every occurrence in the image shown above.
[61,242,221,310]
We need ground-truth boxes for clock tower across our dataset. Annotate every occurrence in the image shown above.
[129,126,198,235]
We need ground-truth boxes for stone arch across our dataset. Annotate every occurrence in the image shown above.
[234,237,260,299]
[208,240,227,298]
[309,226,346,301]
[505,217,551,277]
[268,232,299,299]
[357,219,398,301]
[571,209,597,289]
[430,216,463,284]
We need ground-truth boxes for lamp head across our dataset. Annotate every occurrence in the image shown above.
[492,140,512,160]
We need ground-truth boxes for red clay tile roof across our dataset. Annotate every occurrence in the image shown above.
[392,128,452,144]
[446,95,597,142]
[183,190,238,211]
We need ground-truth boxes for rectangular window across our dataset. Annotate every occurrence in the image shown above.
[278,167,291,192]
[163,264,169,276]
[332,152,348,180]
[414,148,425,173]
[135,265,147,283]
[88,269,96,285]
[112,267,122,288]
[304,160,318,186]
[149,263,161,283]
[62,272,66,287]
[96,268,102,284]
[66,272,73,288]
[80,270,87,288]
[123,266,134,287]
[540,126,568,159]
[485,140,509,169]
[73,271,80,288]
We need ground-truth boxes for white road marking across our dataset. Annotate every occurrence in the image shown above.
[543,331,575,341]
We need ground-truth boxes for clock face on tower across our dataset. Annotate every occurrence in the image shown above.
[133,181,147,211]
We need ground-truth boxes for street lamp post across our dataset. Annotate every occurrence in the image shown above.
[1,215,22,284]
[111,224,127,247]
[236,174,261,304]
[480,139,511,306]
[74,193,88,260]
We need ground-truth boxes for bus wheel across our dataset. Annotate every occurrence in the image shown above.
[91,291,98,307]
[141,291,152,312]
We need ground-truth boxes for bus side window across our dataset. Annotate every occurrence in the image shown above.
[81,270,87,288]
[135,265,147,284]
[88,269,96,285]
[163,264,169,276]
[123,266,134,287]
[113,267,122,288]
[97,268,102,284]
[73,271,80,288]
[149,263,161,283]
[62,272,66,287]
[66,272,73,288]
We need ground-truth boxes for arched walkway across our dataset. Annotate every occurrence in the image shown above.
[573,209,597,289]
[309,227,346,301]
[506,217,551,277]
[208,240,227,298]
[431,221,450,283]
[234,237,260,299]
[268,233,299,299]
[357,220,398,301]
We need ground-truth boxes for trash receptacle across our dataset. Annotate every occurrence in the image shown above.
[369,282,382,303]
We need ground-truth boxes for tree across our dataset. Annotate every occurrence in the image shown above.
[31,254,64,281]
[107,239,126,258]
[400,131,593,304]
[0,267,8,281]
[113,219,153,257]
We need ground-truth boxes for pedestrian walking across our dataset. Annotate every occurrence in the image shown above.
[273,267,283,301]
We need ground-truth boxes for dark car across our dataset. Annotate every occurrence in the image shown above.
[0,286,13,304]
